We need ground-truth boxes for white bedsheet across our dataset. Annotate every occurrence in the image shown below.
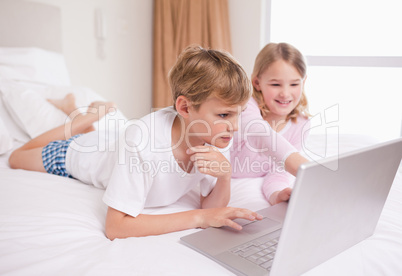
[1,135,401,275]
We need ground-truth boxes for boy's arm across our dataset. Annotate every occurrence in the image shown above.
[200,174,231,209]
[105,206,262,240]
[187,146,232,209]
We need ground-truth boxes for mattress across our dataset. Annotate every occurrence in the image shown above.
[1,134,401,275]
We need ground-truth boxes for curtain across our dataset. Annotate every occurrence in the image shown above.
[152,0,232,109]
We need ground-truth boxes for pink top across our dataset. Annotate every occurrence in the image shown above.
[231,98,310,202]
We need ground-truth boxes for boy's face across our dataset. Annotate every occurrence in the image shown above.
[187,96,246,148]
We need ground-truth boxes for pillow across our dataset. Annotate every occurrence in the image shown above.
[0,90,30,143]
[0,79,128,139]
[0,47,71,86]
[0,117,14,155]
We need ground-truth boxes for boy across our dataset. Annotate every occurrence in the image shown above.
[9,45,263,239]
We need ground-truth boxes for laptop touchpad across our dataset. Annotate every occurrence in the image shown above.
[242,217,282,235]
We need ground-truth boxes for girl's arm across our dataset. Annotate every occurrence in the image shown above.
[239,99,304,174]
[262,117,311,205]
[262,171,293,205]
[283,117,311,176]
[105,206,262,239]
[284,152,309,176]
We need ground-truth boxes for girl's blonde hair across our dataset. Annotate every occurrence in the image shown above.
[169,45,251,110]
[252,42,310,122]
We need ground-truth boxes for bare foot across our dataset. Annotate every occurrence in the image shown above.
[65,101,117,135]
[86,101,117,120]
[47,93,77,117]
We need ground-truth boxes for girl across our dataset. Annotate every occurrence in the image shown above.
[231,42,311,205]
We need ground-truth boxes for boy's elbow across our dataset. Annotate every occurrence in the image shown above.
[105,220,142,240]
[8,150,20,169]
[105,207,144,239]
[105,231,116,241]
[105,224,124,240]
[105,225,113,240]
[105,228,143,240]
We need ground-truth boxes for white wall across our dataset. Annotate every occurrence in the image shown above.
[23,1,399,141]
[26,0,261,120]
[228,0,264,77]
[28,0,153,120]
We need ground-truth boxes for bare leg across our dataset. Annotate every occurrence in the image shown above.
[47,93,77,119]
[9,96,116,172]
[21,94,116,150]
[48,93,95,133]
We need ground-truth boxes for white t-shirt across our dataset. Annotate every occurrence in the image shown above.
[66,107,230,218]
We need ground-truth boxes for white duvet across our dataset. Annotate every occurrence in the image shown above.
[1,135,401,276]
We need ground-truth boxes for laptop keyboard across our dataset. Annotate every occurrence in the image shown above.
[229,234,279,271]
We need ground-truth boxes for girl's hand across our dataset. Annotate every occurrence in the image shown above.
[187,146,231,179]
[197,207,263,230]
[269,188,292,205]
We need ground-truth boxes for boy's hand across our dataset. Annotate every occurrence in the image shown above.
[187,146,231,179]
[197,207,263,231]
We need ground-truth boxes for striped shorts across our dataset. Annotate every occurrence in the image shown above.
[42,134,82,178]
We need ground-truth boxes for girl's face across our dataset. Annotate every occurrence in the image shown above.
[253,59,306,121]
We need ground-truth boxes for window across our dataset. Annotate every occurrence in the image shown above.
[266,0,402,141]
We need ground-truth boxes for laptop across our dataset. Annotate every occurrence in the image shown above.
[181,138,402,276]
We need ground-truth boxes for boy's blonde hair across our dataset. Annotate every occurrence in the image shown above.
[169,45,251,110]
[252,42,310,122]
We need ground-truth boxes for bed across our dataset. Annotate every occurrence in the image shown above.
[1,1,402,275]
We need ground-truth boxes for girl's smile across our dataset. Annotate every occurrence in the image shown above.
[275,99,292,106]
[253,59,306,124]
